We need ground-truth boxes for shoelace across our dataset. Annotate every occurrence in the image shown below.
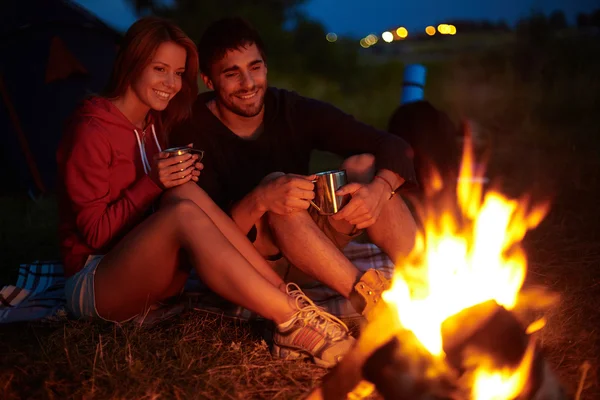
[285,283,349,341]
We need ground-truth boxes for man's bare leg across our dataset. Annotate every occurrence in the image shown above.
[267,210,360,298]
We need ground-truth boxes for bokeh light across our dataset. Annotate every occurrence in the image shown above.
[449,25,457,35]
[437,24,449,34]
[382,31,394,43]
[365,34,378,45]
[325,32,338,42]
[359,38,369,48]
[396,27,408,39]
[425,26,436,36]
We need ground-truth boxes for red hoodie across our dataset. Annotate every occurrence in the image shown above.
[57,97,164,277]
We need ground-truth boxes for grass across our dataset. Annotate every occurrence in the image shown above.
[0,314,329,399]
[2,35,600,398]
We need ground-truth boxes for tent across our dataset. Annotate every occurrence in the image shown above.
[0,0,121,196]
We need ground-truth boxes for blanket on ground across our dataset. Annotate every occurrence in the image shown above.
[0,242,394,325]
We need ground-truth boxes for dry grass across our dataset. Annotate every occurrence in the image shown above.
[0,313,331,399]
[524,208,600,399]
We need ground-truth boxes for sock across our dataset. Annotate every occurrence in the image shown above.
[277,315,295,330]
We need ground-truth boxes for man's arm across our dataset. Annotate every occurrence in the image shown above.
[229,172,316,235]
[295,95,417,190]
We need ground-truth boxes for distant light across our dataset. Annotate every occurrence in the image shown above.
[449,25,457,35]
[326,32,338,42]
[437,24,449,34]
[396,27,408,39]
[381,31,394,43]
[359,38,370,48]
[425,26,436,36]
[366,34,378,45]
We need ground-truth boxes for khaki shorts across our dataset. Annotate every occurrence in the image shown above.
[307,206,363,250]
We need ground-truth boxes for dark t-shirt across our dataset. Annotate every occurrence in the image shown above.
[170,87,417,211]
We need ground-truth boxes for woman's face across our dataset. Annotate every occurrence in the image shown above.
[131,41,187,111]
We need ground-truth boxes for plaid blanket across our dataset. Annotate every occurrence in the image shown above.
[0,242,394,325]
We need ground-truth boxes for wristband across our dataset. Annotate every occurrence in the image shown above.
[373,175,396,200]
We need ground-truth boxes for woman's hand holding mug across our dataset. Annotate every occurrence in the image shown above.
[151,143,204,189]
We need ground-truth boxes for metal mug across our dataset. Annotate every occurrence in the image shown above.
[163,146,204,162]
[309,169,350,215]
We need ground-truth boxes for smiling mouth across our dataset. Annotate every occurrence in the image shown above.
[153,89,171,100]
[236,91,258,100]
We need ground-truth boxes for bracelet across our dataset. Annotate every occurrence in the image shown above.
[373,175,396,199]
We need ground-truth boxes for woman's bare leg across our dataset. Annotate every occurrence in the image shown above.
[94,200,296,323]
[163,182,285,289]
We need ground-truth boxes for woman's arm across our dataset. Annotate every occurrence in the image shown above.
[59,121,163,250]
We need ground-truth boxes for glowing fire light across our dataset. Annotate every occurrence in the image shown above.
[472,341,535,400]
[382,133,549,398]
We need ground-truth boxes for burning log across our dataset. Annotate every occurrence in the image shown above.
[440,300,568,400]
[305,301,567,400]
[361,335,457,400]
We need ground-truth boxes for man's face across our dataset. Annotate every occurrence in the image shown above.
[203,43,267,118]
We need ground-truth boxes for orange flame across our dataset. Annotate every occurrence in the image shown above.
[382,130,549,398]
[471,341,535,400]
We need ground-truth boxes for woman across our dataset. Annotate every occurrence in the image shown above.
[57,17,353,368]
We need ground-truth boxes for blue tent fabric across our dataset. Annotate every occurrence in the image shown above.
[0,0,120,194]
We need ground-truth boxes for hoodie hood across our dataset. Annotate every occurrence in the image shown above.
[73,96,163,175]
[75,96,140,132]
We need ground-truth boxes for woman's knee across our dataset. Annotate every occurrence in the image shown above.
[163,198,211,227]
[341,153,376,183]
[162,182,222,213]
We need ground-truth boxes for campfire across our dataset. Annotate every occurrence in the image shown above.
[307,131,566,400]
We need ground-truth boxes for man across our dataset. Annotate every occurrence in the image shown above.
[171,17,418,322]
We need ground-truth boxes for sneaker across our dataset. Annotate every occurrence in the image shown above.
[272,283,355,368]
[349,269,391,321]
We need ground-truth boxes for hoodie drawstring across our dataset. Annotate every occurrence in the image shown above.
[134,124,163,175]
[151,125,162,153]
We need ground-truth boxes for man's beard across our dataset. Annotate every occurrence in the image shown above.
[218,87,266,118]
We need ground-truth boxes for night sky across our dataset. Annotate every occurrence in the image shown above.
[74,0,599,36]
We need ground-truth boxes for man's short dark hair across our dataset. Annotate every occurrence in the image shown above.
[197,17,267,78]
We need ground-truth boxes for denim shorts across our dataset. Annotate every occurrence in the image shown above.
[64,255,115,322]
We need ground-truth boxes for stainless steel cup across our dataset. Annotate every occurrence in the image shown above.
[163,146,204,162]
[309,169,350,215]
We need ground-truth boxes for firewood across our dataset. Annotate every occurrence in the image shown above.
[305,300,568,400]
[442,300,529,371]
[362,336,458,400]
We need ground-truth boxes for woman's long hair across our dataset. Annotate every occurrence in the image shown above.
[104,17,199,135]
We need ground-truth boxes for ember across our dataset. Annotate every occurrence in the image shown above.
[307,128,566,400]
